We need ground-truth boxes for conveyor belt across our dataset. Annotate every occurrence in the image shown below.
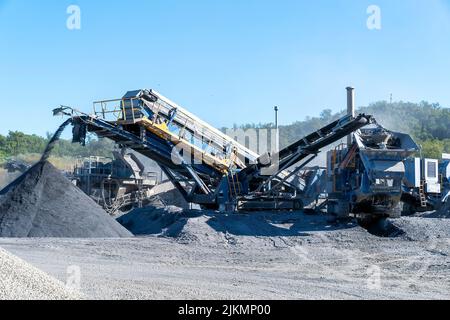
[57,90,374,211]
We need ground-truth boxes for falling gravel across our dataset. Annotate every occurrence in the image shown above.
[0,247,82,300]
[0,161,133,238]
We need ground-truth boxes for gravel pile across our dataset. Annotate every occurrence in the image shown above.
[0,161,133,238]
[147,181,192,209]
[390,216,450,241]
[411,205,450,219]
[117,206,354,244]
[0,247,82,300]
[117,205,184,235]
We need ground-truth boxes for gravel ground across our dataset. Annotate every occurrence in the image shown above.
[0,213,448,300]
[0,247,82,300]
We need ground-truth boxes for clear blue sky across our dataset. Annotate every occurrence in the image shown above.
[1,0,450,136]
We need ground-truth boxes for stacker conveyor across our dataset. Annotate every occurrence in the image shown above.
[55,89,373,211]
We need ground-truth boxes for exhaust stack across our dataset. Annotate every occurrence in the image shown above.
[346,87,355,146]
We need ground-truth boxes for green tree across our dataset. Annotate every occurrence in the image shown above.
[418,140,443,159]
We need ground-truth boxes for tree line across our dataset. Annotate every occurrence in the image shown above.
[230,100,450,160]
[0,131,115,162]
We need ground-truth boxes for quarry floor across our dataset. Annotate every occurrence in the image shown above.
[0,214,449,300]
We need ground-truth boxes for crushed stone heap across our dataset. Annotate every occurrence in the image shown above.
[0,161,133,238]
[0,247,83,300]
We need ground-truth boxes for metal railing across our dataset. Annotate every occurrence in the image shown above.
[91,92,255,170]
[93,97,142,123]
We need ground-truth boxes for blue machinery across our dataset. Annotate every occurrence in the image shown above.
[56,89,373,212]
[401,156,450,214]
[441,159,450,203]
[326,125,419,220]
[69,152,159,214]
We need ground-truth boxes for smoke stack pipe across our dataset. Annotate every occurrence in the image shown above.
[346,86,355,146]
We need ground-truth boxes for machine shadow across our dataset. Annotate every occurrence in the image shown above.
[205,211,357,237]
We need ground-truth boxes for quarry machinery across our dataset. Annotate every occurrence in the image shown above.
[68,151,159,214]
[325,87,420,223]
[2,159,31,174]
[326,125,419,223]
[401,155,450,215]
[440,157,450,202]
[289,166,328,211]
[55,88,373,212]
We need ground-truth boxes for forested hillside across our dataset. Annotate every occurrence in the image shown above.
[234,101,450,159]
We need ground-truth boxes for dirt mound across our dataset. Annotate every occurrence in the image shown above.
[118,207,235,243]
[117,205,184,235]
[0,247,82,300]
[117,206,359,245]
[0,161,133,238]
